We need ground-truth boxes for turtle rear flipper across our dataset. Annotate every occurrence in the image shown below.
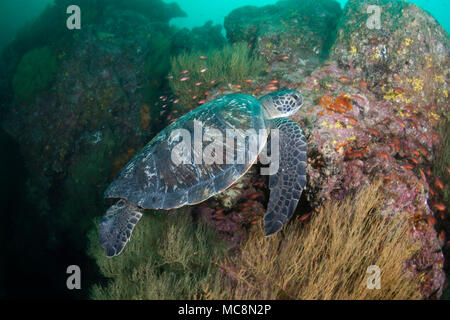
[264,118,307,236]
[99,200,143,257]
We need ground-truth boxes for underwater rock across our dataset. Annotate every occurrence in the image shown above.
[225,0,342,73]
[1,0,447,300]
[330,0,449,106]
[12,46,58,104]
[172,20,226,53]
[1,5,176,259]
[210,0,449,299]
[195,167,267,248]
[110,0,187,23]
[292,0,448,298]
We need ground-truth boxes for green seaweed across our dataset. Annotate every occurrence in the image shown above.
[12,47,58,104]
[169,42,266,111]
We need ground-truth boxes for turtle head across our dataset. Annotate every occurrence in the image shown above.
[260,90,303,120]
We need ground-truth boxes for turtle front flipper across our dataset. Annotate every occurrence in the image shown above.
[99,199,143,257]
[264,118,307,236]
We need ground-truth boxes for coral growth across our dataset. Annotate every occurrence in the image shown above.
[195,167,268,248]
[169,43,266,112]
[89,209,226,300]
[225,0,342,72]
[431,116,450,298]
[203,182,423,300]
[201,0,449,298]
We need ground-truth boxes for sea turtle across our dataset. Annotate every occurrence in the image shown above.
[99,90,307,257]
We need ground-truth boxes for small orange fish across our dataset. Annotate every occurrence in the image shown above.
[432,203,446,211]
[446,167,450,174]
[195,82,203,86]
[369,38,378,44]
[435,178,444,190]
[418,146,428,156]
[410,157,419,164]
[270,80,279,84]
[281,55,289,60]
[192,95,198,100]
[300,213,311,221]
[367,129,380,136]
[402,163,414,170]
[254,88,262,93]
[210,80,216,84]
[253,180,265,187]
[339,77,352,83]
[180,70,189,75]
[198,100,207,104]
[438,230,446,245]
[360,80,368,87]
[244,79,253,83]
[404,105,415,113]
[199,56,207,60]
[173,99,180,104]
[419,168,427,182]
[200,68,208,73]
[346,152,364,159]
[166,75,173,79]
[426,216,437,225]
[395,118,406,129]
[249,193,264,200]
[235,84,242,89]
[180,76,190,82]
